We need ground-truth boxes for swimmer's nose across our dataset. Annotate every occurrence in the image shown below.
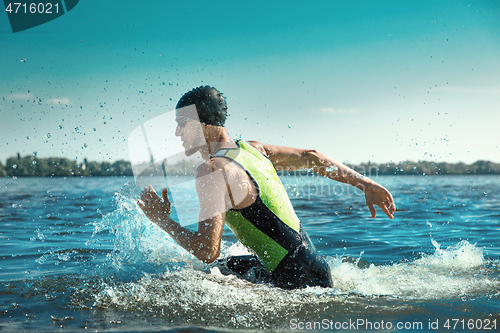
[175,124,182,137]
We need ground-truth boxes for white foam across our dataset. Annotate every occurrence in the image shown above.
[225,242,253,257]
[89,182,499,327]
[328,240,495,299]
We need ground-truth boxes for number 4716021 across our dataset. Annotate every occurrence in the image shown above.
[443,318,497,330]
[5,2,60,14]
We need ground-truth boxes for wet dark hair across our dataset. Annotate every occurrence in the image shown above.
[176,85,228,127]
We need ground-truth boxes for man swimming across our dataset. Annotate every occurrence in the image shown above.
[137,85,396,289]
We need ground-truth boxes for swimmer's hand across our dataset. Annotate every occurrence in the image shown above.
[137,186,171,223]
[364,184,396,219]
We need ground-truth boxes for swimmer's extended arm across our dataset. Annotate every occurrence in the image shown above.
[137,165,226,263]
[248,141,396,219]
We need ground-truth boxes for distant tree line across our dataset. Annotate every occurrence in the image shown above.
[1,154,499,177]
[0,154,201,178]
[349,160,500,176]
[279,160,500,176]
[0,154,134,177]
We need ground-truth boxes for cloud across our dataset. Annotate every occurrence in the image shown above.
[45,98,71,105]
[6,92,34,100]
[4,93,71,105]
[320,108,359,114]
[432,86,500,94]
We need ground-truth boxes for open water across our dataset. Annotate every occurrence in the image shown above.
[1,175,499,332]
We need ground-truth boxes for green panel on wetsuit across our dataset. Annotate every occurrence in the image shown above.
[220,140,302,272]
[225,210,288,272]
[225,141,300,232]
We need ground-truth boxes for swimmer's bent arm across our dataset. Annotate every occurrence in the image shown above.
[248,141,396,219]
[137,183,225,263]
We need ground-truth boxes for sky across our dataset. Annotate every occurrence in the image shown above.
[1,0,499,166]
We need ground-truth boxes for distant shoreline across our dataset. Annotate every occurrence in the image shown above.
[1,154,499,177]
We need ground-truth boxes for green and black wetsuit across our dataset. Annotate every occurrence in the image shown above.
[213,140,333,289]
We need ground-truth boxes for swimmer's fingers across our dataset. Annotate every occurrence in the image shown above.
[365,185,395,219]
[137,186,170,221]
[367,201,393,219]
[387,199,396,215]
[137,198,149,215]
[139,185,156,202]
[161,187,171,214]
[368,203,377,219]
[379,190,396,219]
[375,192,395,219]
[380,201,394,219]
[138,186,163,209]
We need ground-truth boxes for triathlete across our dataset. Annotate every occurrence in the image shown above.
[137,85,396,289]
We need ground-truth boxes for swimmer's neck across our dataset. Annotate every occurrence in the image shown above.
[201,125,237,160]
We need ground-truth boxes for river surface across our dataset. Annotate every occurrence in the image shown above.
[1,175,499,332]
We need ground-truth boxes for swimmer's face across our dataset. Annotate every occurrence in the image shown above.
[175,110,207,156]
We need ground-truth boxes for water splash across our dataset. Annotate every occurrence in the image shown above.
[329,240,491,299]
[87,181,202,280]
[88,237,498,330]
[82,182,500,329]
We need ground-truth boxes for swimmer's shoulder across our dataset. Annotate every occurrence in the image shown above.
[197,152,247,178]
[196,158,228,177]
[246,140,268,157]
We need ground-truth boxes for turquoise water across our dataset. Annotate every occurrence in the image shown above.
[1,175,499,332]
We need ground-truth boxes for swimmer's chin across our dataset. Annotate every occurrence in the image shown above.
[183,147,200,157]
